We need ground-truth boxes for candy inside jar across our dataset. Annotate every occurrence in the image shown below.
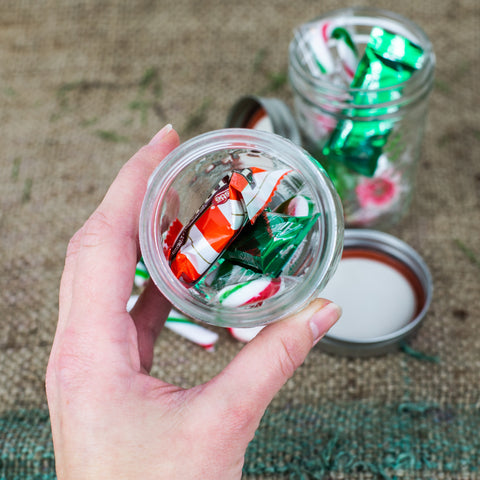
[140,129,343,328]
[289,7,435,229]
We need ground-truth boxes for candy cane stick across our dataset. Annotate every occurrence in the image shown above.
[134,259,150,287]
[165,309,219,352]
[127,295,219,352]
[229,326,264,343]
[296,21,358,81]
[301,22,336,76]
[331,26,359,81]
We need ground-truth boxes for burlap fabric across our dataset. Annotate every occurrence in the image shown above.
[1,1,479,478]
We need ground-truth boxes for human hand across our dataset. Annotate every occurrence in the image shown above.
[46,124,341,480]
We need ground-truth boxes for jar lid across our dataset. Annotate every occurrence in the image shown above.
[319,229,433,356]
[226,96,301,145]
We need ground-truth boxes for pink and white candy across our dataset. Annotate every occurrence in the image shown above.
[275,195,314,217]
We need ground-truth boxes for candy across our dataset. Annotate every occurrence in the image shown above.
[127,295,218,351]
[331,26,359,81]
[166,309,219,352]
[228,326,264,343]
[167,167,290,285]
[322,27,425,177]
[274,194,315,217]
[224,208,319,278]
[134,258,150,287]
[217,277,284,307]
[199,259,263,291]
[296,20,358,81]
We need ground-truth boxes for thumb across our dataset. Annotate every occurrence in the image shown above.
[203,299,341,425]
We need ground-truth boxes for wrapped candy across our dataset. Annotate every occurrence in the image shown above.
[224,206,319,278]
[198,259,263,291]
[322,27,425,177]
[217,277,284,308]
[167,167,290,285]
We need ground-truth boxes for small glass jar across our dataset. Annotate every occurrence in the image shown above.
[140,128,343,328]
[289,7,435,229]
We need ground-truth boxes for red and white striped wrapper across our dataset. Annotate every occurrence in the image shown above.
[167,167,291,285]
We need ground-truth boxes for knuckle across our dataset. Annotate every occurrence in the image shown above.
[47,332,94,392]
[80,210,114,248]
[65,228,83,260]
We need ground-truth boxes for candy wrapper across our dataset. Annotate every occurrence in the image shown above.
[224,199,319,278]
[195,259,284,308]
[199,259,263,291]
[166,167,291,285]
[167,168,319,311]
[322,27,425,177]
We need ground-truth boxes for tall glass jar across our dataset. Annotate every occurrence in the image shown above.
[289,7,435,229]
[140,129,344,328]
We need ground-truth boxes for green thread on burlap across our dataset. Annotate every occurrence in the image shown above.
[0,409,55,480]
[243,402,480,478]
[400,342,441,363]
[2,404,480,479]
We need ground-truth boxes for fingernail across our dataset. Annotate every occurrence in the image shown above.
[310,302,342,345]
[149,124,173,145]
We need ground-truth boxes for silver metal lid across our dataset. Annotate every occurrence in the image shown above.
[226,95,301,145]
[318,229,433,356]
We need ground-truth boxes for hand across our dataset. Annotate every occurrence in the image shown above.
[46,125,341,480]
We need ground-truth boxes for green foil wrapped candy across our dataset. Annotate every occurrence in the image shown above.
[322,27,425,177]
[224,208,319,278]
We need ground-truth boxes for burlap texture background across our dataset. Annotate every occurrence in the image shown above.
[1,1,479,478]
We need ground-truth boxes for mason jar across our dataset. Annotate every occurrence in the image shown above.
[289,7,435,229]
[139,128,343,328]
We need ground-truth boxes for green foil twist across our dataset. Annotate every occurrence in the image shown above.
[322,27,425,177]
[224,209,319,278]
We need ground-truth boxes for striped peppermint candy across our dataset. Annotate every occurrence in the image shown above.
[217,277,284,308]
[165,309,219,352]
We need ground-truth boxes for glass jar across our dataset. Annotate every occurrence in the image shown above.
[140,128,344,328]
[289,7,435,229]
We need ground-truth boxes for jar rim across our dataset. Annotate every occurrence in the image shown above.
[289,6,435,105]
[139,128,344,327]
